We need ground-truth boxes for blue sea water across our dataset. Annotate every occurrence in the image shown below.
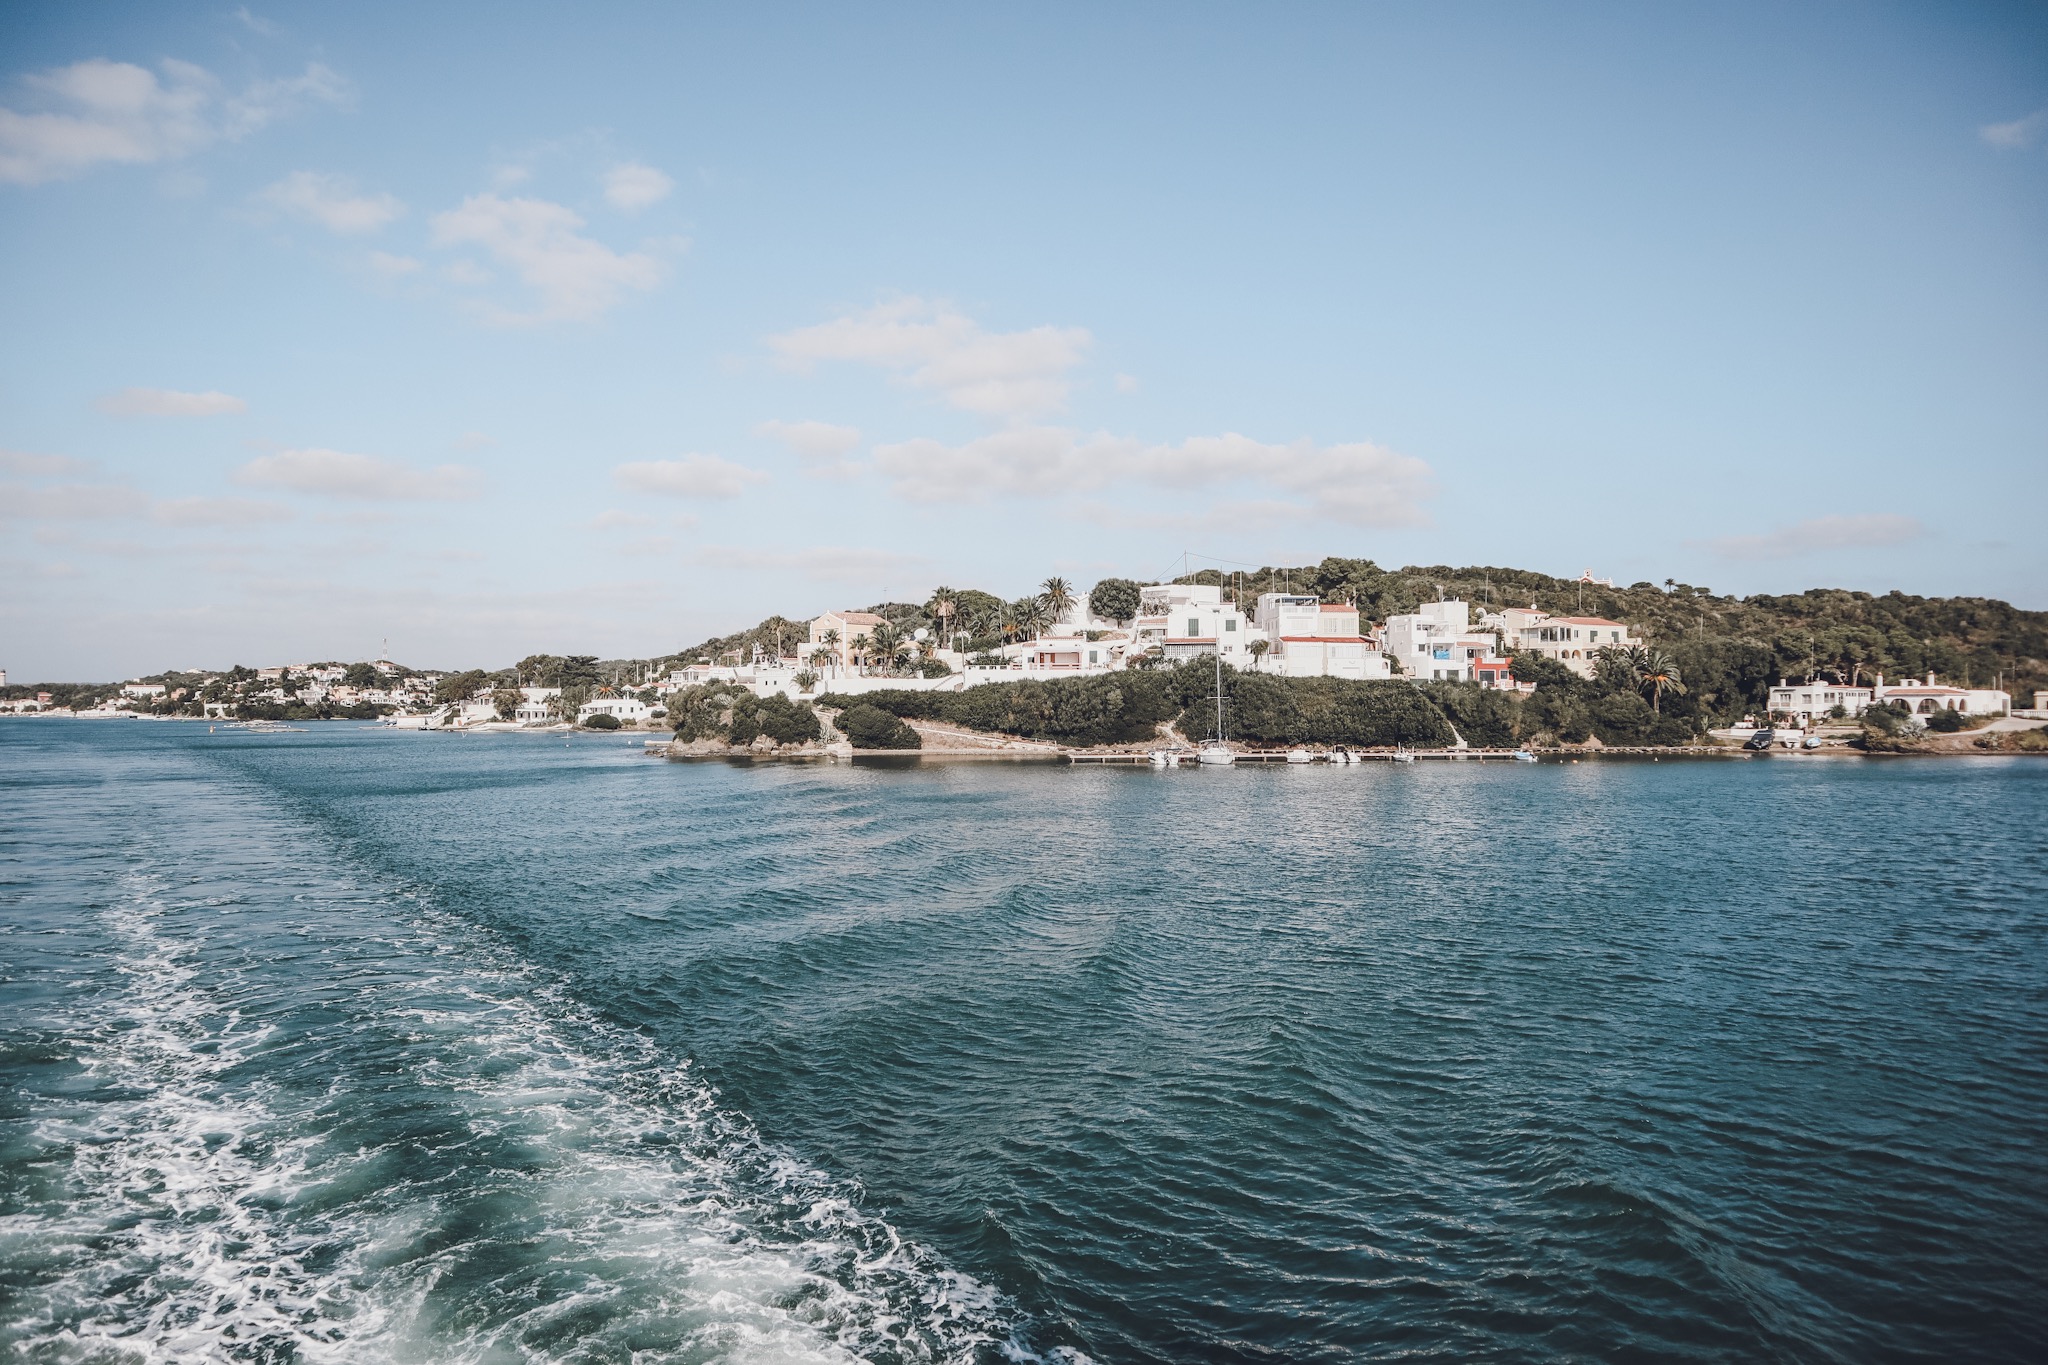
[2,723,2044,1363]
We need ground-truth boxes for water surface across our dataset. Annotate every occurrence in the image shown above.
[3,724,2043,1362]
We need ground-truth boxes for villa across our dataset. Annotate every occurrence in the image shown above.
[1134,583,1260,664]
[1383,601,1500,682]
[1508,613,1643,678]
[1876,675,2009,718]
[1768,679,1875,723]
[1252,593,1389,679]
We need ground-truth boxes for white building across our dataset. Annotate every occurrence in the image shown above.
[1383,601,1499,682]
[513,686,561,724]
[1133,583,1263,664]
[120,682,167,700]
[1509,614,1643,678]
[1252,594,1390,679]
[1768,679,1874,723]
[578,693,654,725]
[1877,676,2009,719]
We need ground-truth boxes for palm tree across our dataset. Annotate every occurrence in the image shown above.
[820,628,841,679]
[1018,595,1052,641]
[1637,649,1686,713]
[1593,645,1640,689]
[927,587,957,651]
[1247,638,1271,672]
[849,632,870,674]
[1042,577,1075,628]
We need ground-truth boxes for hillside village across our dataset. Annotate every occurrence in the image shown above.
[8,559,2043,753]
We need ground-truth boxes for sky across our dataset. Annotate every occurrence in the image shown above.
[2,1,2044,679]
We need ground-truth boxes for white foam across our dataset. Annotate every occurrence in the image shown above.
[3,867,1087,1364]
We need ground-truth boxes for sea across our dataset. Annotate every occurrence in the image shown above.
[2,722,2044,1363]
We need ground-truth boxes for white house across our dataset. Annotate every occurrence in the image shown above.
[1252,594,1390,679]
[1509,614,1643,678]
[1134,583,1263,664]
[1383,601,1499,682]
[578,693,654,725]
[120,682,167,700]
[1768,679,1874,723]
[1877,675,2009,718]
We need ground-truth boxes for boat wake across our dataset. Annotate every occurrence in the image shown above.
[1,858,1079,1364]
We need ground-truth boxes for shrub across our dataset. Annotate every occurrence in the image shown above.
[918,657,954,678]
[1924,708,1965,732]
[583,712,622,730]
[729,692,823,747]
[838,703,921,749]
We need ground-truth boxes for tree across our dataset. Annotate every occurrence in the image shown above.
[1636,649,1687,713]
[1247,638,1271,671]
[837,703,921,749]
[343,661,378,688]
[583,712,622,730]
[927,587,957,650]
[1042,577,1076,626]
[434,669,490,705]
[793,669,820,694]
[492,688,522,720]
[1089,578,1142,626]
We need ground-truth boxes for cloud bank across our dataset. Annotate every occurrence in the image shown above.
[770,298,1092,417]
[1704,513,1923,561]
[430,193,667,323]
[612,454,768,499]
[870,427,1435,527]
[259,171,404,234]
[0,57,346,184]
[97,387,247,417]
[234,449,482,501]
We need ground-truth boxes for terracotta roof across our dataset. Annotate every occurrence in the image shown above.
[829,611,885,625]
[1318,603,1355,612]
[1544,616,1631,627]
[1280,635,1367,643]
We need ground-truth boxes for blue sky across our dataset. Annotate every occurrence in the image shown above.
[2,2,2044,678]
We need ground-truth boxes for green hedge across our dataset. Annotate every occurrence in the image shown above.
[837,703,921,749]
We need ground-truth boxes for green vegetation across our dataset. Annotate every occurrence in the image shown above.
[836,703,921,749]
[582,712,622,731]
[667,685,822,748]
[825,666,1455,748]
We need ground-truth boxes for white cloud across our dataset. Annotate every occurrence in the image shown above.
[756,419,861,460]
[1114,373,1140,393]
[233,448,483,501]
[769,298,1092,417]
[0,58,346,185]
[430,192,667,323]
[369,251,422,278]
[150,495,294,526]
[612,454,768,499]
[233,8,279,36]
[1980,110,2048,149]
[97,387,247,417]
[1,449,91,477]
[259,170,403,234]
[869,426,1435,527]
[1703,513,1924,561]
[0,482,150,519]
[689,544,929,582]
[604,162,673,211]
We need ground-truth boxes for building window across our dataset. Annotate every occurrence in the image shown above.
[1187,618,1200,636]
[1224,618,1236,632]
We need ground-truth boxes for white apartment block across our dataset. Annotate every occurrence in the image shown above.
[1134,583,1262,664]
[1252,593,1390,679]
[1383,601,1498,682]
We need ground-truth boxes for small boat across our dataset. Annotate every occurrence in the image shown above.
[1331,748,1354,765]
[1802,735,1825,750]
[1286,747,1313,764]
[1743,728,1775,752]
[1512,750,1537,763]
[1391,748,1415,764]
[1148,748,1183,768]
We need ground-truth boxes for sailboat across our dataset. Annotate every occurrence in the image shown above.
[1197,649,1235,766]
